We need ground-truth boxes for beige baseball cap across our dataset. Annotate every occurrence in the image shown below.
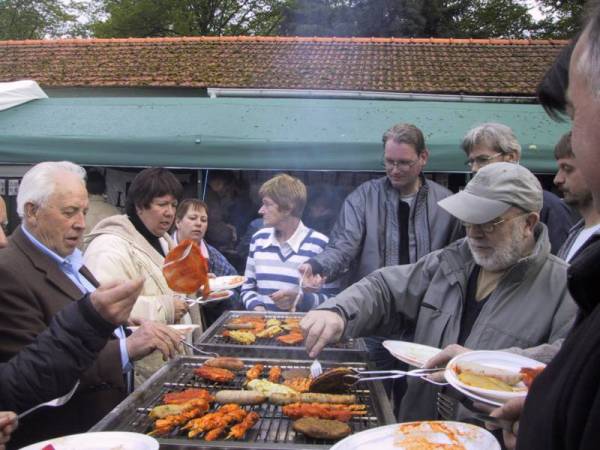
[438,162,543,224]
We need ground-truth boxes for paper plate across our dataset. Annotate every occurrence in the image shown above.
[209,275,246,291]
[330,421,500,450]
[445,350,545,405]
[383,340,440,368]
[20,431,159,450]
[201,289,234,304]
[127,324,200,334]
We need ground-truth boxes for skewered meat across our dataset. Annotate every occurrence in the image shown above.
[215,390,266,405]
[149,399,211,436]
[276,332,304,345]
[163,239,210,297]
[150,398,213,419]
[282,402,367,422]
[224,330,256,345]
[309,367,354,393]
[163,388,213,405]
[204,426,226,441]
[268,366,282,383]
[246,364,264,381]
[184,404,247,438]
[293,417,352,440]
[269,392,357,405]
[226,411,260,440]
[204,357,245,371]
[284,377,311,393]
[195,365,236,383]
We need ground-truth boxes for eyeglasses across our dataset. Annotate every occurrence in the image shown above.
[461,212,529,234]
[465,153,504,168]
[0,221,7,233]
[383,158,419,170]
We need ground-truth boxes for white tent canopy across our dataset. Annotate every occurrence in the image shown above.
[0,80,47,112]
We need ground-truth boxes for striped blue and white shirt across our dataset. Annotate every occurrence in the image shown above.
[241,222,339,311]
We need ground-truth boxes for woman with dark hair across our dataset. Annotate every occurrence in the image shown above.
[83,168,190,385]
[173,199,240,325]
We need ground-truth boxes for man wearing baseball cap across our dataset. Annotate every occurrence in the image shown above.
[300,162,577,421]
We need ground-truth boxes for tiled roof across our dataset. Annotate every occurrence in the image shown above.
[0,36,568,96]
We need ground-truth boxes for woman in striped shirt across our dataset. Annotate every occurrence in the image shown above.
[241,174,338,312]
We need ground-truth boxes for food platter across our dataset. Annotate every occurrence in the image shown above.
[20,431,159,450]
[382,340,440,368]
[209,275,245,291]
[445,351,545,405]
[330,421,500,450]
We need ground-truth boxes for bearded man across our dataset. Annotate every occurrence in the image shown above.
[300,162,577,421]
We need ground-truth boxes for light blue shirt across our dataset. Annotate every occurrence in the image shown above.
[21,226,132,373]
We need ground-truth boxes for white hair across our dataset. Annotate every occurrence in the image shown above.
[461,122,522,158]
[17,161,86,218]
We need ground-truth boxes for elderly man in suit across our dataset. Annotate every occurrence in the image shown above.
[0,161,183,449]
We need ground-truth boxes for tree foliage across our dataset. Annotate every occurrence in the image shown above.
[90,0,289,37]
[0,0,82,39]
[535,0,585,39]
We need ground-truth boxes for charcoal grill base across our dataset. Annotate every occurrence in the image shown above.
[91,356,394,450]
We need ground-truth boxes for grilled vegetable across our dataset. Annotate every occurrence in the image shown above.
[269,392,358,405]
[247,379,299,396]
[256,325,284,338]
[215,390,267,405]
[227,330,256,345]
[293,417,351,440]
[204,357,245,371]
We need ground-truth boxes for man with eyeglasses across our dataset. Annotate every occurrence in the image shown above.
[300,162,576,422]
[461,122,574,255]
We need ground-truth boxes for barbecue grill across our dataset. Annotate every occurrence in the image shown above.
[92,356,395,449]
[195,311,367,362]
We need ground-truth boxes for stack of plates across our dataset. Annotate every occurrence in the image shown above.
[21,431,159,450]
[445,350,545,406]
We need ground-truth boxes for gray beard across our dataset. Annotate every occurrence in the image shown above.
[468,225,526,271]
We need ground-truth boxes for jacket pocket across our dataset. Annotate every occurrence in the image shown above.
[415,303,453,346]
[478,324,536,349]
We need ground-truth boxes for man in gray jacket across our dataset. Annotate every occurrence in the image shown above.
[301,162,577,421]
[300,123,461,287]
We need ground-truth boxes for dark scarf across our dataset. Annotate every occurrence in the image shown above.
[128,212,166,257]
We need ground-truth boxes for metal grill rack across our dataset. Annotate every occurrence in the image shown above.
[92,356,394,450]
[195,311,367,362]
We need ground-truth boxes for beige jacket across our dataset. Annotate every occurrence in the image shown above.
[83,215,199,385]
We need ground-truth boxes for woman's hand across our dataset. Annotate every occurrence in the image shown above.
[173,297,190,322]
[270,289,299,311]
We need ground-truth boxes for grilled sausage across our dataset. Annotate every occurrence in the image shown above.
[204,357,245,371]
[223,323,255,330]
[269,392,358,405]
[215,390,267,405]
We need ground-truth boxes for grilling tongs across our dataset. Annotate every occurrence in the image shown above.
[345,368,447,386]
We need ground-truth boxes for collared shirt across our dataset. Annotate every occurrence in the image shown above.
[21,226,132,373]
[262,221,310,258]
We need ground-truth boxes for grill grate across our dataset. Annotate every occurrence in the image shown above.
[196,311,366,361]
[92,356,394,449]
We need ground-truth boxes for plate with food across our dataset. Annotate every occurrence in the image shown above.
[209,275,246,291]
[199,289,234,304]
[445,350,545,405]
[330,421,500,450]
[382,340,440,368]
[127,324,200,334]
[21,431,159,450]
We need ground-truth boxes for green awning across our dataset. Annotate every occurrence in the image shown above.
[0,96,570,173]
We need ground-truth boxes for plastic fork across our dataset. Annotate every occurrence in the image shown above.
[310,358,323,378]
[291,269,307,313]
[18,380,80,419]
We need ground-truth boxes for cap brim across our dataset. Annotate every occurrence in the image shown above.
[438,191,511,224]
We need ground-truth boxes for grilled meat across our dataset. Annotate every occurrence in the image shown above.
[215,390,266,405]
[204,357,245,371]
[309,367,354,393]
[293,417,351,440]
[226,411,260,440]
[149,398,212,419]
[276,332,304,345]
[282,402,367,422]
[162,388,213,405]
[195,365,236,383]
[268,366,282,383]
[269,392,357,405]
[282,368,310,380]
[246,364,264,381]
[149,399,211,436]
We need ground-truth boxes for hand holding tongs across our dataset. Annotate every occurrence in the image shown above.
[180,339,219,358]
[345,368,447,386]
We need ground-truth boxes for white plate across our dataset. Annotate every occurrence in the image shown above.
[200,289,234,305]
[445,350,545,404]
[127,324,200,334]
[209,275,246,291]
[20,431,159,450]
[330,421,500,450]
[383,340,440,368]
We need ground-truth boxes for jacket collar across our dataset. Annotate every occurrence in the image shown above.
[11,226,96,300]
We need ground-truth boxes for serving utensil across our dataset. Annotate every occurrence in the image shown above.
[344,368,446,386]
[310,358,323,378]
[180,339,220,358]
[18,380,80,419]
